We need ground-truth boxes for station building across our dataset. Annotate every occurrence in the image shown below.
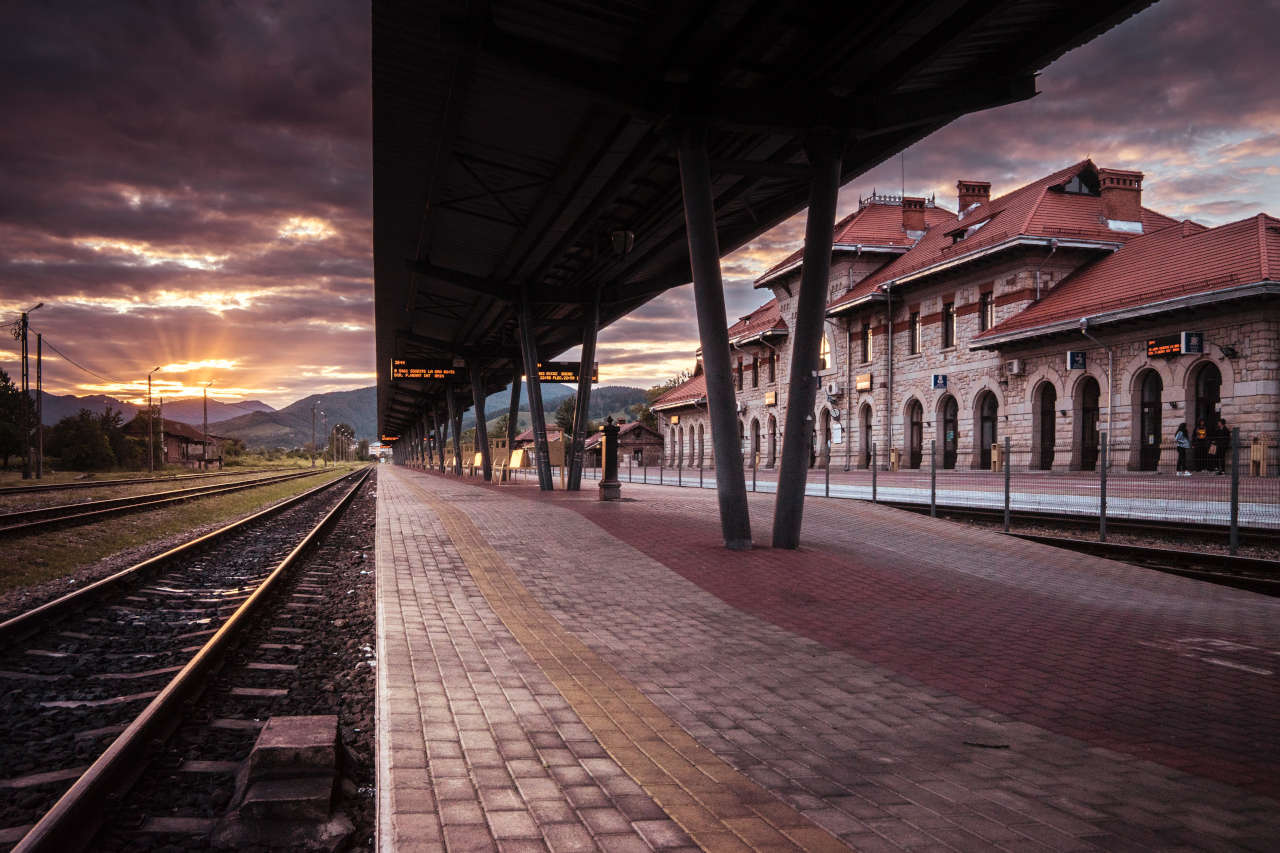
[653,159,1279,471]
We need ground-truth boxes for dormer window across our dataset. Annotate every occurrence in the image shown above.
[949,217,990,244]
[1056,171,1101,196]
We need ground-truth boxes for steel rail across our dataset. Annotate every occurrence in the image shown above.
[0,467,366,646]
[10,465,372,853]
[0,469,326,538]
[1008,533,1280,596]
[0,467,276,496]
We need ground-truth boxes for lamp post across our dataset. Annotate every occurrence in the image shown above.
[203,380,214,471]
[311,403,317,468]
[147,366,161,474]
[321,411,327,467]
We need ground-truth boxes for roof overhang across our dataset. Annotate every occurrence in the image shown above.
[970,279,1279,349]
[375,0,1157,437]
[651,395,706,413]
[729,328,788,347]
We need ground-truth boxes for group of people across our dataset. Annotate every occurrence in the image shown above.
[1173,417,1231,476]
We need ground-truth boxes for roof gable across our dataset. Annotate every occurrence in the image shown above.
[727,298,787,343]
[978,212,1280,340]
[651,373,706,410]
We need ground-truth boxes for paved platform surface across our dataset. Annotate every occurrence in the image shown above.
[376,465,1280,852]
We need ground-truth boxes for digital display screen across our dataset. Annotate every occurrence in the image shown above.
[390,359,459,380]
[535,362,598,383]
[1147,335,1181,358]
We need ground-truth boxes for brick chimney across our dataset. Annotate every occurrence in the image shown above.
[957,180,990,212]
[902,196,926,232]
[1098,168,1143,222]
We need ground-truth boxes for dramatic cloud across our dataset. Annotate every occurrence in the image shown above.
[2,0,1276,403]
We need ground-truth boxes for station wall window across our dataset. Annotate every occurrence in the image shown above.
[751,355,759,388]
[819,333,831,370]
[978,291,994,332]
[909,312,921,355]
[767,352,775,383]
[942,302,955,348]
[861,323,872,363]
[736,357,743,390]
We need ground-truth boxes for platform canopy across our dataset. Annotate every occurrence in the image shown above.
[375,0,1154,436]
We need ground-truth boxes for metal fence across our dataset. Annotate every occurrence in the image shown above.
[588,429,1279,555]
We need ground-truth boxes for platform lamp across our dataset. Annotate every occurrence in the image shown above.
[147,365,161,474]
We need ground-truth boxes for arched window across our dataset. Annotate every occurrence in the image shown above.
[860,404,874,469]
[1034,381,1057,470]
[976,391,998,469]
[906,399,923,469]
[939,395,958,469]
[1137,370,1162,471]
[1193,363,1222,428]
[1076,377,1100,471]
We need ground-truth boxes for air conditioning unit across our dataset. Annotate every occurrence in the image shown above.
[736,403,747,414]
[826,383,841,396]
[1003,359,1024,376]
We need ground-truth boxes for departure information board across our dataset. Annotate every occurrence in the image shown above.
[1147,332,1203,358]
[535,362,598,383]
[390,359,460,380]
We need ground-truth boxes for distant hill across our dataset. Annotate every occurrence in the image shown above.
[38,392,138,425]
[159,397,274,425]
[458,384,646,430]
[210,386,375,449]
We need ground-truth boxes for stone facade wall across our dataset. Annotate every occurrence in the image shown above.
[657,240,1278,474]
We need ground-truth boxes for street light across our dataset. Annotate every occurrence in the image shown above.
[203,380,214,471]
[17,303,43,479]
[147,366,161,474]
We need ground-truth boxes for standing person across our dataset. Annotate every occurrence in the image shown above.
[1174,422,1191,476]
[1212,417,1230,475]
[1192,418,1210,472]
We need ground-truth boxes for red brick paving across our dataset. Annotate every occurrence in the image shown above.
[439,468,1280,802]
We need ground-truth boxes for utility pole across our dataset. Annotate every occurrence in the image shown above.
[35,333,42,478]
[158,395,164,468]
[147,366,161,474]
[311,403,317,468]
[321,411,327,467]
[18,303,42,479]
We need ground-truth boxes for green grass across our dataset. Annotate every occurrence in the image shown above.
[0,464,364,595]
[0,467,326,513]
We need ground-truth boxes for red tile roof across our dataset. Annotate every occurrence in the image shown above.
[756,198,953,287]
[828,160,1179,314]
[727,298,787,344]
[583,421,662,448]
[977,213,1280,341]
[124,415,213,443]
[514,425,563,442]
[650,373,706,410]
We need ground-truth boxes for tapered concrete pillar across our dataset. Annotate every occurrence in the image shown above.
[773,132,842,549]
[567,289,600,490]
[446,385,463,475]
[518,293,554,490]
[470,362,492,481]
[433,409,446,473]
[676,127,751,550]
[424,411,435,468]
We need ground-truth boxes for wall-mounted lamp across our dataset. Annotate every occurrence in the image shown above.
[1059,409,1068,417]
[1168,400,1179,409]
[610,230,635,256]
[1221,345,1239,359]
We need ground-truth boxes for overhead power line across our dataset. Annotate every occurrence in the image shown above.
[37,337,131,387]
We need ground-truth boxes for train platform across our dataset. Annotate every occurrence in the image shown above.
[374,465,1280,852]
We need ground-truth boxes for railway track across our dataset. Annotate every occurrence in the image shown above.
[0,468,276,497]
[0,469,327,538]
[0,466,371,851]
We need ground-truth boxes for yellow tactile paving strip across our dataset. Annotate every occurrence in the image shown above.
[405,477,850,853]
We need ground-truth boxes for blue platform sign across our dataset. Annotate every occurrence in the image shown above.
[931,374,947,389]
[1067,350,1087,370]
[1181,331,1204,354]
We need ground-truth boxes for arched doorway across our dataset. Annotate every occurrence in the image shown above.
[766,415,777,468]
[1192,362,1222,428]
[1076,376,1100,471]
[1136,369,1162,471]
[818,409,832,467]
[976,391,998,469]
[750,418,761,466]
[668,427,676,465]
[1034,381,1057,470]
[676,425,684,467]
[939,395,958,469]
[697,423,705,468]
[906,399,923,469]
[860,404,873,469]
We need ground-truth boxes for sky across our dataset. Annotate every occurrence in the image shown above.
[1,1,1278,406]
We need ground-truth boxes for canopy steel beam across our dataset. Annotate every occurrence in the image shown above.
[567,288,600,490]
[518,293,555,490]
[470,361,492,481]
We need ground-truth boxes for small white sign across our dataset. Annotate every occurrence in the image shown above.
[832,424,843,444]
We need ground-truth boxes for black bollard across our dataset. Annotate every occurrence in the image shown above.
[598,416,622,501]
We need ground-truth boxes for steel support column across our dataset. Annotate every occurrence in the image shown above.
[433,409,446,473]
[676,127,751,550]
[772,132,842,549]
[567,288,600,490]
[506,366,522,478]
[470,362,492,481]
[518,293,554,490]
[446,385,463,475]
